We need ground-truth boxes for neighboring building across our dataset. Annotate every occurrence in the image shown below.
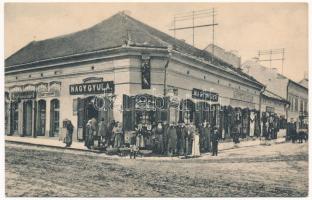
[287,80,308,124]
[261,90,289,117]
[298,76,308,88]
[205,44,241,69]
[260,90,289,136]
[242,60,308,125]
[5,12,264,142]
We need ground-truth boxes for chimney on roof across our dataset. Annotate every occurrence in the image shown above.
[204,44,241,69]
[121,10,132,16]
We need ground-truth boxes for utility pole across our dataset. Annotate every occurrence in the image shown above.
[281,48,285,74]
[212,8,215,62]
[192,10,195,46]
[173,16,176,38]
[169,8,218,57]
[256,48,285,74]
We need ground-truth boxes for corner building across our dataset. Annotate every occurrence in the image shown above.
[5,12,264,142]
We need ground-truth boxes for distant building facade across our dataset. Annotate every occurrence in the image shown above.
[242,61,308,125]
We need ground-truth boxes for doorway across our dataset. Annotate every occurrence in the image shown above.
[85,97,99,122]
[50,99,60,137]
[10,102,19,135]
[37,100,46,136]
[23,100,33,136]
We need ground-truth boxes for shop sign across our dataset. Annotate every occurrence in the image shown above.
[11,91,36,100]
[192,88,218,102]
[69,81,114,95]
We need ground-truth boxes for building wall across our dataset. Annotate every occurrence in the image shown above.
[127,55,261,109]
[287,82,308,121]
[6,51,264,139]
[5,57,133,138]
[261,97,286,117]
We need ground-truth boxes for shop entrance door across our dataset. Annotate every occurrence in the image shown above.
[37,100,46,136]
[50,99,60,137]
[82,96,99,141]
[23,100,33,136]
[86,100,99,123]
[77,96,111,141]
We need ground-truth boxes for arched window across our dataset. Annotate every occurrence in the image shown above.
[50,99,60,137]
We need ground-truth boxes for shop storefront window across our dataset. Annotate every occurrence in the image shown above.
[123,94,170,131]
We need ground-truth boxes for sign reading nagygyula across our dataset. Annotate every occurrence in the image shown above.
[192,88,218,102]
[69,81,114,95]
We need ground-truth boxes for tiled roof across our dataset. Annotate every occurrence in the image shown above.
[5,12,263,87]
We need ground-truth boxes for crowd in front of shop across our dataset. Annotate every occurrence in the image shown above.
[62,117,221,158]
[60,99,300,158]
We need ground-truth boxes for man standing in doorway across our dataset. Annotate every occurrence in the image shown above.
[98,118,108,148]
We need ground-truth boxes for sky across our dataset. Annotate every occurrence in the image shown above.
[4,2,308,81]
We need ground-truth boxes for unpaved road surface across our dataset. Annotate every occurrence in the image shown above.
[5,141,308,197]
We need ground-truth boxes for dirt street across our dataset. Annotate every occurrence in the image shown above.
[5,142,308,197]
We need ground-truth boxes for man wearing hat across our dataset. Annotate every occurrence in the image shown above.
[211,126,219,156]
[177,121,187,156]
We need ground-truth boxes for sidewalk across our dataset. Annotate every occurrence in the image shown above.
[5,135,286,154]
[5,136,97,153]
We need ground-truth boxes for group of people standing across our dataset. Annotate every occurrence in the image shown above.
[287,118,308,143]
[262,114,280,140]
[132,120,220,157]
[84,118,124,150]
[62,117,220,157]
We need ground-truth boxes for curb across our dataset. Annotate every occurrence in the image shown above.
[6,138,286,156]
[5,140,102,154]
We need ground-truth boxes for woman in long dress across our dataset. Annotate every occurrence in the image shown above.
[192,130,200,157]
[113,122,123,148]
[136,124,145,148]
[249,112,255,137]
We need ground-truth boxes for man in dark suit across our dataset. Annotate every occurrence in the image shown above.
[211,126,219,156]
